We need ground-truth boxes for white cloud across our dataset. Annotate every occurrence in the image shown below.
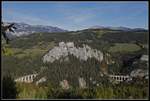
[57,7,96,24]
[2,10,62,28]
[67,13,94,23]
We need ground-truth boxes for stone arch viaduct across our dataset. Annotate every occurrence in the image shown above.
[108,75,132,82]
[15,74,38,83]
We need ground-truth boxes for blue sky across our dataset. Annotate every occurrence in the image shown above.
[2,1,148,31]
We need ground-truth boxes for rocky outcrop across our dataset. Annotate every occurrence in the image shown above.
[140,55,148,61]
[78,77,86,89]
[60,80,70,90]
[43,42,103,63]
[36,77,46,85]
[130,69,148,78]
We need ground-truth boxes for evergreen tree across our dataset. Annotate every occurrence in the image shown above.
[2,75,19,99]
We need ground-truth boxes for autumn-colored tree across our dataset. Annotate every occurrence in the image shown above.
[100,59,108,75]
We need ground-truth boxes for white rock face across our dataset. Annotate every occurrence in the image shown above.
[43,42,103,63]
[140,55,148,61]
[36,77,46,85]
[130,69,148,78]
[79,77,86,88]
[60,80,70,90]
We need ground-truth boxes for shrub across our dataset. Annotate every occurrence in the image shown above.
[2,75,19,99]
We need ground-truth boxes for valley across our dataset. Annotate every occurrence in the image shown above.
[2,1,149,99]
[2,24,148,99]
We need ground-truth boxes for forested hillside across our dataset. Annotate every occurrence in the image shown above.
[2,28,148,99]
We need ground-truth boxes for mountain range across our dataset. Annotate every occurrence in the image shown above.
[3,22,148,39]
[89,25,147,31]
[4,22,68,37]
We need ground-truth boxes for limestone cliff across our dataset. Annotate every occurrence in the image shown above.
[43,42,103,63]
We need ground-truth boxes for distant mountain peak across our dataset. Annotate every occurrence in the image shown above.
[90,25,106,29]
[4,22,68,37]
[89,25,147,31]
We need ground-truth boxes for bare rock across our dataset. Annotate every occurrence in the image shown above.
[43,42,103,63]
